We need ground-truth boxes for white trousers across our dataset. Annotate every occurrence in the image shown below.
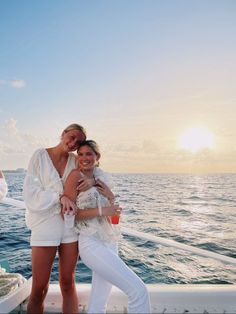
[79,234,151,314]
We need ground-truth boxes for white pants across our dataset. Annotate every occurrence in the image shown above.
[79,234,151,314]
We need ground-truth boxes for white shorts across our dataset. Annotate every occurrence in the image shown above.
[30,214,78,246]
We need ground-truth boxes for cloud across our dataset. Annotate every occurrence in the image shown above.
[1,118,54,156]
[106,140,162,161]
[4,118,19,136]
[0,118,58,169]
[0,79,26,88]
[10,79,26,88]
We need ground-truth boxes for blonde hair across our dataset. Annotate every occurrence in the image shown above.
[62,123,87,138]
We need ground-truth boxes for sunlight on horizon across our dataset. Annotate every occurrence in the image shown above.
[179,127,215,153]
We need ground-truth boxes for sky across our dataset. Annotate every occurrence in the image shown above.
[0,0,236,173]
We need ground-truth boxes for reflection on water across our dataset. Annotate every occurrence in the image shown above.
[1,172,236,284]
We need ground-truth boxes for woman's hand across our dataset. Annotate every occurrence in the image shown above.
[102,204,122,216]
[95,179,115,203]
[60,195,77,216]
[76,177,94,192]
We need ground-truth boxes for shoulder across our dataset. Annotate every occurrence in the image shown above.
[94,167,114,188]
[94,167,107,177]
[64,169,82,191]
[27,148,47,167]
[67,168,82,182]
[30,148,46,160]
[26,149,49,174]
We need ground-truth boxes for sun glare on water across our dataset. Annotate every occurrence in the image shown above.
[179,127,215,153]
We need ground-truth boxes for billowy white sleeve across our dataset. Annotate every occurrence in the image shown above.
[23,150,61,213]
[94,168,114,189]
[0,178,8,200]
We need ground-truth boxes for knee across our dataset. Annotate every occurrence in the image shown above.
[30,284,49,303]
[60,276,75,294]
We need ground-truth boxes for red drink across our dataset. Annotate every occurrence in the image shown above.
[111,214,120,224]
[111,208,122,224]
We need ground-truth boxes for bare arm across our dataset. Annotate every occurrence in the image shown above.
[63,169,100,219]
[63,170,120,220]
[76,204,120,220]
[63,169,80,202]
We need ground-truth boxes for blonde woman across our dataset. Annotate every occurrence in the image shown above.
[64,140,151,314]
[23,124,93,314]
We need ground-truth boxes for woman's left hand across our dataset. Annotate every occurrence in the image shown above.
[60,195,77,216]
[95,179,115,203]
[76,177,94,192]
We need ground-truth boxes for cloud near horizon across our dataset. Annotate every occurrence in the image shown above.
[1,118,54,156]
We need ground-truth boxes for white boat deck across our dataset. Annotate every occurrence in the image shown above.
[6,282,236,314]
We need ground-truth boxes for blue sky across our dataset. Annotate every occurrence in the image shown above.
[0,0,236,172]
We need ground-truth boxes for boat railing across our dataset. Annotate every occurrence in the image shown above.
[1,197,236,265]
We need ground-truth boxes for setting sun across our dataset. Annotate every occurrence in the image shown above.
[179,127,215,153]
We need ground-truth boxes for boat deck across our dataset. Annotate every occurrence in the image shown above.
[9,283,236,314]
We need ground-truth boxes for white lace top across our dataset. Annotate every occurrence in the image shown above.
[74,168,121,243]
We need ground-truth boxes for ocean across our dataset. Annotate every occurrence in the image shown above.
[0,172,236,284]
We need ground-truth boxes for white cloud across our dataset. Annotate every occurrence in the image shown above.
[10,79,26,88]
[0,79,26,88]
[0,119,54,169]
[4,118,19,136]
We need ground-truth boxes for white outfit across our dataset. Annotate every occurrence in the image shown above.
[0,178,8,200]
[74,168,120,243]
[75,168,151,314]
[23,148,78,246]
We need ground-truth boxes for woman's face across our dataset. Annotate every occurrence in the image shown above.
[77,145,99,171]
[62,130,86,152]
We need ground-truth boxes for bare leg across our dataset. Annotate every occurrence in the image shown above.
[59,241,79,314]
[27,246,57,314]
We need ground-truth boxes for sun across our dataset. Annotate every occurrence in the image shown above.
[179,127,215,153]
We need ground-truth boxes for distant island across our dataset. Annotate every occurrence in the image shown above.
[3,168,27,173]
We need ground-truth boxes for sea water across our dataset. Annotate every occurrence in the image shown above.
[0,172,236,284]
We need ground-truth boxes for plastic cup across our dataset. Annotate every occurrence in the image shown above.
[64,211,75,228]
[111,208,122,225]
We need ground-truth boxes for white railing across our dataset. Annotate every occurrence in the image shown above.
[1,198,236,265]
[121,227,236,265]
[0,197,26,209]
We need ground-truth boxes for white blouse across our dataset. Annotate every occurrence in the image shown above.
[23,148,76,229]
[0,178,8,200]
[75,168,121,243]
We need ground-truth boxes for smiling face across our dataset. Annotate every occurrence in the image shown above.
[62,129,86,152]
[77,144,100,173]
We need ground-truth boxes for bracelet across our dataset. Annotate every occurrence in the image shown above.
[97,198,102,216]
